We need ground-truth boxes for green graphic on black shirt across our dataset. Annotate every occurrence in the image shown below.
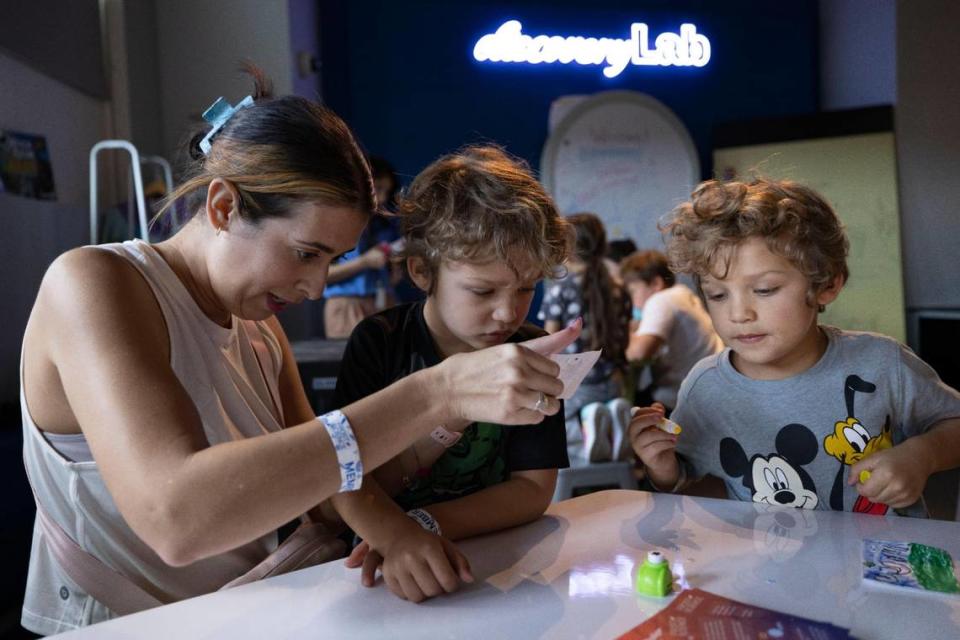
[396,422,507,511]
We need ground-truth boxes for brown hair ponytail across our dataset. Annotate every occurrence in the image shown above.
[157,63,375,226]
[568,212,628,366]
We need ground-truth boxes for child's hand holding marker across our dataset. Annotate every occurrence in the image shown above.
[629,407,682,434]
[848,440,930,509]
[628,404,683,491]
[652,414,682,435]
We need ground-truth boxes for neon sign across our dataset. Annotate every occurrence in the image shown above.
[473,20,711,78]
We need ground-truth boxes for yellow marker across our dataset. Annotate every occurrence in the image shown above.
[628,408,682,435]
[859,470,871,483]
[656,418,682,435]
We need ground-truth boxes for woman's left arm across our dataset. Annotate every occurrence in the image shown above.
[268,316,318,427]
[267,316,343,526]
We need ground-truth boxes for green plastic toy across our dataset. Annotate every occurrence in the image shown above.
[635,550,673,597]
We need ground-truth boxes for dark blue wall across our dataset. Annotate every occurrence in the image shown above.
[321,0,820,184]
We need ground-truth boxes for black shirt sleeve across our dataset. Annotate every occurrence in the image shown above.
[331,315,391,409]
[503,405,570,472]
[502,323,570,472]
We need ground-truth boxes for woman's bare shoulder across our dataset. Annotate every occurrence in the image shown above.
[41,247,158,311]
[32,246,168,355]
[43,246,139,289]
[23,247,171,433]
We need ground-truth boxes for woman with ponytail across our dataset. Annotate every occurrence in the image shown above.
[539,213,632,462]
[18,66,577,633]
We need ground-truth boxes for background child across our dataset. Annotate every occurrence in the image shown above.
[621,250,723,412]
[539,212,633,461]
[604,237,638,284]
[322,155,403,338]
[330,145,574,602]
[630,177,960,516]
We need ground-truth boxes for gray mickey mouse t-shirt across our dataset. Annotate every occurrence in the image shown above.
[672,326,960,517]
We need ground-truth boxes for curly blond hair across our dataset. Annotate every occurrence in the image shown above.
[661,177,849,306]
[397,145,570,291]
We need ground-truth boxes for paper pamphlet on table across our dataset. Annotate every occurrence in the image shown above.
[617,588,850,639]
[862,539,960,594]
[549,350,602,400]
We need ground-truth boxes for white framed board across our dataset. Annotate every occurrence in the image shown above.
[540,91,700,252]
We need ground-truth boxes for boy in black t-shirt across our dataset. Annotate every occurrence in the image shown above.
[330,146,574,603]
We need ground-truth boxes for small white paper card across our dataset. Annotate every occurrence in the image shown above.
[549,350,602,400]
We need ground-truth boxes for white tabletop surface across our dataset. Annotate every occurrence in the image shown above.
[53,490,960,639]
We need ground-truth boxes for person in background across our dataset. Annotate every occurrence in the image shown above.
[621,249,723,412]
[372,156,425,306]
[604,237,638,284]
[629,177,960,516]
[330,146,575,603]
[540,213,633,462]
[18,69,575,634]
[322,155,403,338]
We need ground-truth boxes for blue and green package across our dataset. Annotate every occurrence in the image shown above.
[862,539,960,594]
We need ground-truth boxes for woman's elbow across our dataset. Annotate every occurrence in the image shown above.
[146,525,205,568]
[128,499,207,567]
[154,541,198,568]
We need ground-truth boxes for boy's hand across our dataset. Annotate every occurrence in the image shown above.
[628,404,681,490]
[848,440,933,508]
[344,524,473,602]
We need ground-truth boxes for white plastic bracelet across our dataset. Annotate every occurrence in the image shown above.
[406,508,441,536]
[430,424,462,448]
[317,410,363,492]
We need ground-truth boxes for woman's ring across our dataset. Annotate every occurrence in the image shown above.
[533,391,548,413]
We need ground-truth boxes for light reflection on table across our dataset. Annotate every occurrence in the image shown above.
[52,490,960,639]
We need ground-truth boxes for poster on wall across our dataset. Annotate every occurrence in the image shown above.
[0,129,57,200]
[713,109,905,341]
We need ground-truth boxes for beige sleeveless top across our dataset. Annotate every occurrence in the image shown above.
[21,240,285,635]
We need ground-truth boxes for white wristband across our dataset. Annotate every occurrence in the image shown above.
[430,424,462,448]
[406,508,441,536]
[317,410,363,492]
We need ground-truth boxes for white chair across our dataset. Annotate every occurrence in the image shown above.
[553,457,638,502]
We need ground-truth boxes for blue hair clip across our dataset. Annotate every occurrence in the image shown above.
[198,95,254,155]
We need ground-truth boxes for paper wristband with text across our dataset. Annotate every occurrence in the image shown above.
[430,425,462,448]
[317,410,363,492]
[406,508,441,536]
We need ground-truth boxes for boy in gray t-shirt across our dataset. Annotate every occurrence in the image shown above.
[628,177,960,516]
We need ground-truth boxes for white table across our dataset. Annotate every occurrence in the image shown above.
[53,490,960,639]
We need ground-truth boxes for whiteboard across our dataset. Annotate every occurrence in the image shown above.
[714,132,906,342]
[540,91,700,251]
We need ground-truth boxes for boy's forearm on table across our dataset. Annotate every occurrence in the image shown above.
[425,471,556,540]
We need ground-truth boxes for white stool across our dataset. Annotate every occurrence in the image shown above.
[553,458,638,501]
